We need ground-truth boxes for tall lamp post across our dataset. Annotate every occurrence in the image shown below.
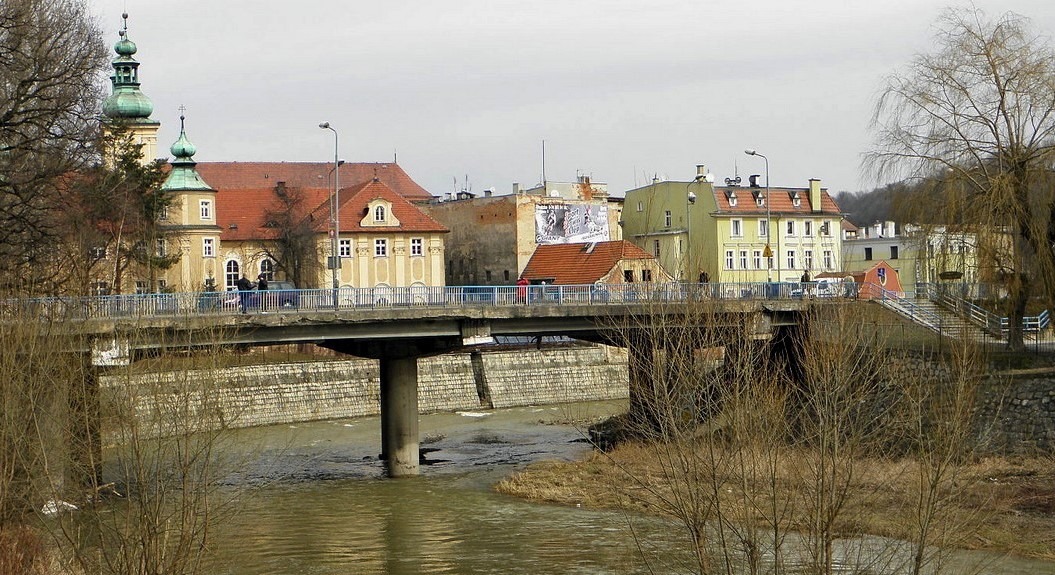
[744,149,773,283]
[319,122,339,289]
[685,164,709,282]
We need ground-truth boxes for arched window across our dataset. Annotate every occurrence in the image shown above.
[374,205,386,222]
[259,258,275,281]
[225,260,240,290]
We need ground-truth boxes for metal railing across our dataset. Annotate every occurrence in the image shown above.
[917,282,1051,336]
[1,281,865,322]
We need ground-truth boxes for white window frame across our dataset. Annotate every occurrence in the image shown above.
[199,199,213,220]
[203,237,215,258]
[804,221,813,237]
[822,220,832,236]
[156,238,166,257]
[758,219,768,237]
[787,249,796,270]
[731,218,743,238]
[374,238,388,257]
[824,250,833,270]
[664,210,672,228]
[804,250,813,270]
[786,220,795,236]
[753,250,762,269]
[653,239,661,257]
[374,205,386,222]
[339,238,352,258]
[411,237,424,257]
[636,201,644,212]
[725,250,735,269]
[739,250,748,269]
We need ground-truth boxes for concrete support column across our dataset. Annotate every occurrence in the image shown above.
[626,330,656,432]
[379,356,419,477]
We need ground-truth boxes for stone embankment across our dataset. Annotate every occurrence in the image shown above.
[100,344,629,433]
[100,343,1055,453]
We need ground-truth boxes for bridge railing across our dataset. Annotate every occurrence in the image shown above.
[2,281,868,321]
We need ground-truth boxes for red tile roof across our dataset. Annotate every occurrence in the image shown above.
[521,240,655,284]
[712,185,842,216]
[195,162,434,202]
[217,186,330,242]
[217,180,446,242]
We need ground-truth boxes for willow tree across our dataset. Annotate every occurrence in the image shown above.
[868,8,1055,350]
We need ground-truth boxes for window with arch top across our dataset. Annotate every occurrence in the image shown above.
[374,205,386,222]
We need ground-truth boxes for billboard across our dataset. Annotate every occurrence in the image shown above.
[535,204,610,245]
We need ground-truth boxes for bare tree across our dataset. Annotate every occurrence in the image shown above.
[260,184,323,289]
[0,0,107,295]
[868,7,1055,350]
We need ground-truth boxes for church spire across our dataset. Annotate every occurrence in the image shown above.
[101,13,155,121]
[162,110,213,192]
[100,13,160,164]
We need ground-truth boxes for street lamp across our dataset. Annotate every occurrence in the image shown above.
[319,122,339,289]
[744,149,774,283]
[685,164,708,282]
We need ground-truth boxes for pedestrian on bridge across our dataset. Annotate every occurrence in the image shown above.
[236,275,254,313]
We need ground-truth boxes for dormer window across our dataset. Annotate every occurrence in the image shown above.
[753,191,765,206]
[374,205,386,222]
[725,190,738,207]
[789,190,801,208]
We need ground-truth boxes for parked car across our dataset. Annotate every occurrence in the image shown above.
[215,280,300,311]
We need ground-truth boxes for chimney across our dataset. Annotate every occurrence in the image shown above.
[749,174,761,188]
[512,182,521,195]
[809,179,822,213]
[275,181,287,196]
[885,221,896,237]
[873,222,883,238]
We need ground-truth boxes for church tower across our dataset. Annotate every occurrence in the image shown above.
[101,13,160,164]
[161,113,221,291]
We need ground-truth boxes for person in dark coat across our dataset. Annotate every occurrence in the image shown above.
[236,275,254,312]
[256,274,269,291]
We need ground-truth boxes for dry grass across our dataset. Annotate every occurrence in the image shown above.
[495,442,1055,560]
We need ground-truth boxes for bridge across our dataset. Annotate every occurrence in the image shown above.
[1,281,990,477]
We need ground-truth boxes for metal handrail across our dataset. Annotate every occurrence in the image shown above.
[0,281,866,322]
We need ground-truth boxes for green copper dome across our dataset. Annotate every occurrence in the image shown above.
[162,114,213,192]
[170,126,197,158]
[102,89,154,119]
[101,14,154,121]
[114,33,137,57]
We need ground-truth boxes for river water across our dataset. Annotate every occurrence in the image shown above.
[200,401,1054,575]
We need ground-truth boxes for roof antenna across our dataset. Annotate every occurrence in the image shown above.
[393,149,397,164]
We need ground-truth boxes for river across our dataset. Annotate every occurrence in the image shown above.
[197,401,1053,575]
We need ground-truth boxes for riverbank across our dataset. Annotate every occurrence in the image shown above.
[495,440,1055,561]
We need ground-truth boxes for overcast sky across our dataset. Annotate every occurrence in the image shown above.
[88,0,1055,197]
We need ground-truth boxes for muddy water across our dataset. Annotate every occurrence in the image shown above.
[203,402,1055,575]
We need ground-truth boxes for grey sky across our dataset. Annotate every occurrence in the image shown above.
[90,0,1055,197]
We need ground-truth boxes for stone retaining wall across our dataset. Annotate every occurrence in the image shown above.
[101,344,629,433]
[977,375,1055,453]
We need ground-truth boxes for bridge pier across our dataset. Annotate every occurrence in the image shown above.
[379,357,419,477]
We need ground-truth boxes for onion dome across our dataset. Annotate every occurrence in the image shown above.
[162,113,213,192]
[101,13,155,121]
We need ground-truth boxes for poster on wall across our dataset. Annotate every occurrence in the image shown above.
[535,204,610,244]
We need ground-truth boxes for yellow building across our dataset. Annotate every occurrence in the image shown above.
[622,168,844,284]
[100,14,446,294]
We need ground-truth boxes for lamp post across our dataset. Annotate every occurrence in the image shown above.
[319,122,339,290]
[744,149,773,283]
[685,165,708,282]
